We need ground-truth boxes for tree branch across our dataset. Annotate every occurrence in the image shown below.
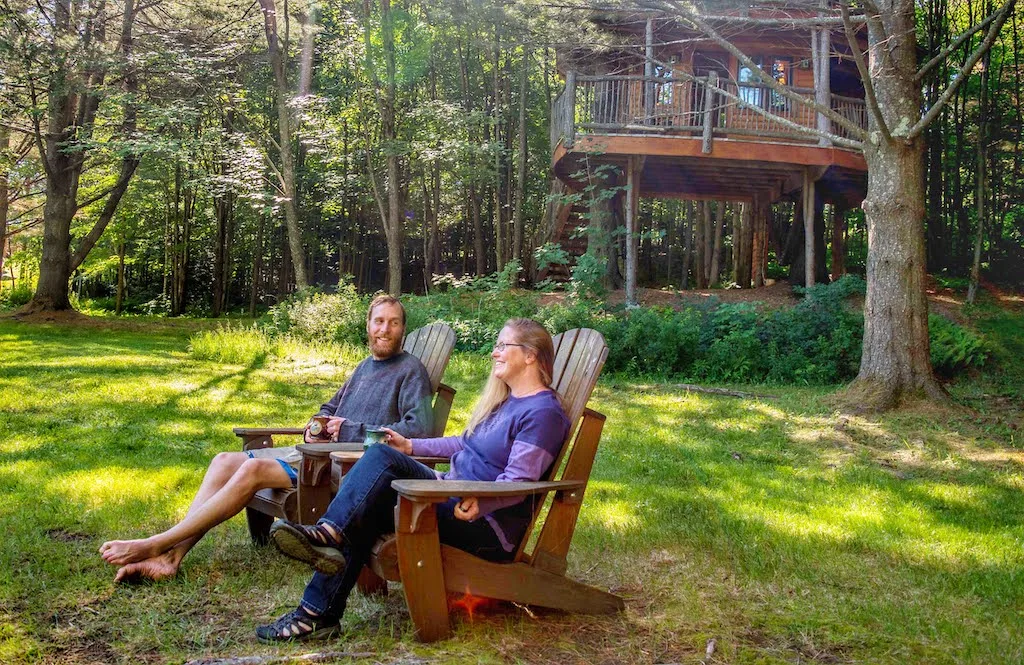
[840,1,890,142]
[907,0,1016,140]
[915,2,1006,82]
[708,77,862,150]
[69,157,140,272]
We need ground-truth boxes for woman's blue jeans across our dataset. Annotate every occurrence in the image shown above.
[299,443,512,620]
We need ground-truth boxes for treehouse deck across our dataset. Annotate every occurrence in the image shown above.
[551,73,868,208]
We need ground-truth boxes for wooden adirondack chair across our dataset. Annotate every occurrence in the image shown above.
[235,322,456,544]
[360,328,623,641]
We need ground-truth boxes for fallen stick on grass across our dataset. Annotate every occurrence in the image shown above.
[184,652,376,665]
[673,384,777,400]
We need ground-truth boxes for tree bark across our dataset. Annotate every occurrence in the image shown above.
[115,239,125,315]
[624,157,639,306]
[0,126,9,283]
[967,14,992,304]
[844,0,947,409]
[259,0,309,290]
[681,200,692,289]
[709,201,724,286]
[831,205,847,281]
[512,46,530,264]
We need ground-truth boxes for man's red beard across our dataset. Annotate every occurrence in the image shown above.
[370,334,402,358]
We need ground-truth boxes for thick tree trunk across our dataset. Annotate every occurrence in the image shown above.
[849,139,946,406]
[843,0,949,409]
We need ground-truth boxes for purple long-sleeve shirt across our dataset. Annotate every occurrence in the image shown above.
[411,389,570,551]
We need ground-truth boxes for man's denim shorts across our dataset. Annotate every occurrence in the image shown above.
[245,445,300,485]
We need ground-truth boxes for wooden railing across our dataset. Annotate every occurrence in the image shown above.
[552,73,867,151]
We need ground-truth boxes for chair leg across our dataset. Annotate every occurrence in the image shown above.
[395,498,450,642]
[246,507,274,546]
[357,566,388,597]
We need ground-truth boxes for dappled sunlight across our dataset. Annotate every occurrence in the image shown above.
[590,499,643,533]
[53,465,198,510]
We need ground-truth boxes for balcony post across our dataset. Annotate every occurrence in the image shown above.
[803,167,817,289]
[625,156,640,307]
[644,17,654,125]
[702,71,717,154]
[565,71,576,148]
[813,19,832,146]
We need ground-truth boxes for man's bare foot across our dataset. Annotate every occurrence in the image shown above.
[99,537,163,565]
[113,553,179,583]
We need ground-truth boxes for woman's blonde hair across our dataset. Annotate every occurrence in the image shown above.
[465,318,557,435]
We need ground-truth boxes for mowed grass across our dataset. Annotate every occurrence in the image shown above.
[0,311,1022,664]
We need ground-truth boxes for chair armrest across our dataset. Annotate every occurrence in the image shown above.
[235,427,305,451]
[295,441,365,459]
[391,479,586,503]
[328,449,450,467]
[233,427,305,437]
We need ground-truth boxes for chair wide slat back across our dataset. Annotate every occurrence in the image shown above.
[512,329,607,563]
[551,328,609,430]
[403,322,456,393]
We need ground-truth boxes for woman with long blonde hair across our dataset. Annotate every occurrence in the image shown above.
[256,319,569,642]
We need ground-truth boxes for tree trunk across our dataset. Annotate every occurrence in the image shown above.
[115,239,125,315]
[681,200,693,289]
[694,202,707,288]
[512,46,529,264]
[624,157,639,306]
[0,126,9,284]
[737,201,754,288]
[831,206,847,281]
[844,0,947,408]
[967,20,992,304]
[259,0,308,290]
[710,201,724,286]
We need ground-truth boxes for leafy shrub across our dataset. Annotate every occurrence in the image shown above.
[407,268,540,351]
[0,283,33,310]
[260,283,366,345]
[929,314,987,376]
[189,327,277,365]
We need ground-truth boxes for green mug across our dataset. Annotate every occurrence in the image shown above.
[363,428,387,450]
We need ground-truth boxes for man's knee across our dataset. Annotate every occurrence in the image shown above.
[235,458,290,489]
[209,451,246,476]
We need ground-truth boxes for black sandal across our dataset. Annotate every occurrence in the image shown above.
[255,606,340,643]
[270,521,347,576]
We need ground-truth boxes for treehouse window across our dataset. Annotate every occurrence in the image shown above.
[654,64,673,105]
[768,57,792,111]
[738,57,763,107]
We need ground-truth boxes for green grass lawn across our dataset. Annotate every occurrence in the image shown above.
[1,309,1022,664]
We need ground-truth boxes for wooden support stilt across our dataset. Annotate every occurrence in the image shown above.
[625,156,640,306]
[752,200,765,288]
[803,168,816,289]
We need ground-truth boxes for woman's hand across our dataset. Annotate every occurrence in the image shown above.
[381,427,412,455]
[455,498,479,521]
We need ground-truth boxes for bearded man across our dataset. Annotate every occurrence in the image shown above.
[99,295,433,582]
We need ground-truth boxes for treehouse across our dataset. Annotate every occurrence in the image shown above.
[549,6,869,288]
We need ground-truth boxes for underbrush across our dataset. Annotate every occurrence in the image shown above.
[191,274,988,385]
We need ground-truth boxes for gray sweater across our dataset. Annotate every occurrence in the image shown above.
[316,351,434,442]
